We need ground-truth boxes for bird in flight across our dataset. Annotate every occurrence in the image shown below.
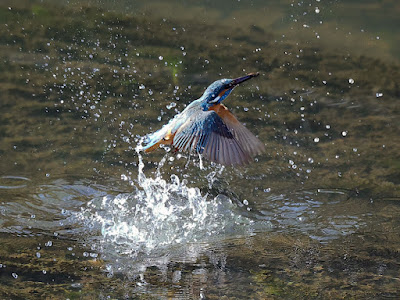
[140,73,265,166]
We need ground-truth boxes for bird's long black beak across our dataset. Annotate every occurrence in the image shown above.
[230,72,259,87]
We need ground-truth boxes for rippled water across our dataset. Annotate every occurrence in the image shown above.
[1,0,400,298]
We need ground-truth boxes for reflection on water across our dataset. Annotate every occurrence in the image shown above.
[1,0,400,298]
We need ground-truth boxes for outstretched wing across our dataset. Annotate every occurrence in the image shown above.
[217,106,265,158]
[173,109,264,166]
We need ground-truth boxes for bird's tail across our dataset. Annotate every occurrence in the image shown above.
[138,125,170,153]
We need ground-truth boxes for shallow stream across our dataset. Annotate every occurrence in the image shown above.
[0,0,399,298]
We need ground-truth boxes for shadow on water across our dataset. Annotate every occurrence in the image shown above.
[0,0,400,298]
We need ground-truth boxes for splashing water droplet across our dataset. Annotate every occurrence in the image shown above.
[166,102,176,109]
[79,140,270,265]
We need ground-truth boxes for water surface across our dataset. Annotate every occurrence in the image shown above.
[0,0,399,298]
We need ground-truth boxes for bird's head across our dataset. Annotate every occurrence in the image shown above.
[201,72,259,110]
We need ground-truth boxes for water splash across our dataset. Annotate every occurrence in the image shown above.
[80,144,268,266]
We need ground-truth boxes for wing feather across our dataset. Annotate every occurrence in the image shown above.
[220,110,265,157]
[172,109,264,166]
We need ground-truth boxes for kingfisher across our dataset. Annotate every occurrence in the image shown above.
[140,73,265,166]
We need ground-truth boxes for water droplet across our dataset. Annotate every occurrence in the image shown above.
[166,102,176,109]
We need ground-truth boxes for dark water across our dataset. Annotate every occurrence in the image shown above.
[0,0,399,299]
